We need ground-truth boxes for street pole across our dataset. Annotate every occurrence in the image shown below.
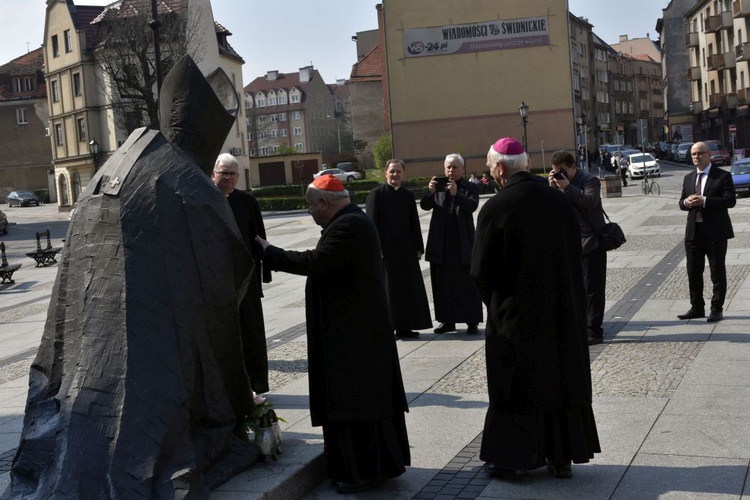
[150,0,163,107]
[519,101,529,151]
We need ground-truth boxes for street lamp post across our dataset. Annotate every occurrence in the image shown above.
[518,101,529,151]
[580,112,588,173]
[89,138,100,171]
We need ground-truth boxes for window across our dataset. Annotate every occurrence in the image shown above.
[259,131,267,139]
[25,77,34,91]
[257,98,265,107]
[260,147,269,155]
[77,118,86,142]
[246,117,252,125]
[318,110,324,119]
[279,112,287,121]
[272,146,279,153]
[73,73,81,96]
[311,127,317,135]
[258,115,267,124]
[16,108,28,125]
[309,110,315,120]
[281,129,288,137]
[52,35,59,57]
[64,30,72,53]
[55,124,63,146]
[51,81,59,102]
[271,114,278,122]
[294,143,303,152]
[279,95,287,104]
[317,94,323,103]
[291,94,300,103]
[293,127,302,136]
[269,97,277,105]
[272,130,278,138]
[292,111,301,120]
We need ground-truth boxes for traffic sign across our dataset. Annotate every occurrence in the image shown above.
[729,124,737,133]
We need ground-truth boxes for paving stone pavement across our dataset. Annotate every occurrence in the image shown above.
[2,172,750,499]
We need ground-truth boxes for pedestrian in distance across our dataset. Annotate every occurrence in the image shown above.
[212,153,272,394]
[366,159,432,339]
[618,153,628,187]
[549,150,607,346]
[677,141,736,322]
[256,175,411,495]
[420,153,483,335]
[472,137,600,481]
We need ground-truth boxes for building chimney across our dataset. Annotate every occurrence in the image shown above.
[266,70,278,81]
[299,66,312,83]
[619,35,629,42]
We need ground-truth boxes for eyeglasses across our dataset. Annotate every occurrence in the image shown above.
[213,170,238,177]
[691,151,709,156]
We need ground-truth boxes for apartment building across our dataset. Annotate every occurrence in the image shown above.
[683,0,750,150]
[43,0,250,209]
[0,48,54,203]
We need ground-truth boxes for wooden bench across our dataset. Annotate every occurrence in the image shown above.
[26,229,62,267]
[0,242,22,284]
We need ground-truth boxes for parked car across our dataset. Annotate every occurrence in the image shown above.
[313,168,362,183]
[626,153,660,179]
[0,209,7,234]
[704,140,731,166]
[6,190,40,207]
[730,158,750,197]
[676,142,693,163]
[334,161,366,179]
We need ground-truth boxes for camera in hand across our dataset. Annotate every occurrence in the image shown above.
[552,170,566,180]
[434,176,450,191]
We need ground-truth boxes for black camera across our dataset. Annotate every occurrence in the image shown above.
[434,176,449,191]
[552,170,566,180]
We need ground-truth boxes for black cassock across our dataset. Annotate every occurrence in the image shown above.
[366,184,432,331]
[471,171,600,470]
[227,189,272,394]
[263,204,410,483]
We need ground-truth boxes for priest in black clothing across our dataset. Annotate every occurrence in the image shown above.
[212,153,272,394]
[420,153,483,334]
[256,174,410,495]
[366,159,432,339]
[472,137,600,481]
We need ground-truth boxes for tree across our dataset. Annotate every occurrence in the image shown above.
[93,3,204,133]
[373,133,392,169]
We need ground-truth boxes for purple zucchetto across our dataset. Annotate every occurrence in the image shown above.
[492,137,525,155]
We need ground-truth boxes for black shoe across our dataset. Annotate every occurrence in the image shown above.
[707,311,723,323]
[395,330,420,338]
[466,324,479,334]
[334,479,379,494]
[677,309,705,320]
[483,462,530,481]
[434,323,457,334]
[546,461,573,479]
[588,335,603,346]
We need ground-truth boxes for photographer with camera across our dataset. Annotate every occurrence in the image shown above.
[549,150,607,346]
[420,153,483,335]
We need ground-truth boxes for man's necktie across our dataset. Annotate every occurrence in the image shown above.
[695,171,703,222]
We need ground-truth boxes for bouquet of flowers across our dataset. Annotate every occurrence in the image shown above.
[240,394,286,460]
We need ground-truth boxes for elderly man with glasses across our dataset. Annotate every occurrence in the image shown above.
[212,153,273,394]
[677,142,736,322]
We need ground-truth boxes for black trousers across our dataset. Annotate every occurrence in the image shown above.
[582,247,607,337]
[685,224,728,313]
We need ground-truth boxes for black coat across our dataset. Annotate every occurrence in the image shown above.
[420,178,479,265]
[678,165,736,242]
[471,172,592,412]
[564,170,606,255]
[366,184,432,331]
[227,189,272,393]
[263,204,408,426]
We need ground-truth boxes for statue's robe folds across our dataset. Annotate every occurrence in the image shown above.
[6,128,255,499]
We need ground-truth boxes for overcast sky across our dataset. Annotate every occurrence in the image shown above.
[2,0,669,86]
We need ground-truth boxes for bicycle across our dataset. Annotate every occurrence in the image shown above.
[641,170,660,196]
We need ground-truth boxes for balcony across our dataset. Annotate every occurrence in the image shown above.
[738,87,750,102]
[708,53,725,71]
[709,93,726,108]
[727,93,739,107]
[691,101,704,113]
[688,66,702,80]
[733,0,750,17]
[686,31,699,47]
[705,11,734,31]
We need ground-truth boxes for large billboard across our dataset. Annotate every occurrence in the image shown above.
[403,16,550,58]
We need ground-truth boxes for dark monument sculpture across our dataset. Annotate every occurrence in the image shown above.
[4,56,258,499]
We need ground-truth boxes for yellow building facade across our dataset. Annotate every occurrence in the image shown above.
[383,0,577,175]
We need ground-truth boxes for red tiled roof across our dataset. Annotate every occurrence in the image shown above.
[350,43,382,82]
[244,69,324,96]
[0,48,47,100]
